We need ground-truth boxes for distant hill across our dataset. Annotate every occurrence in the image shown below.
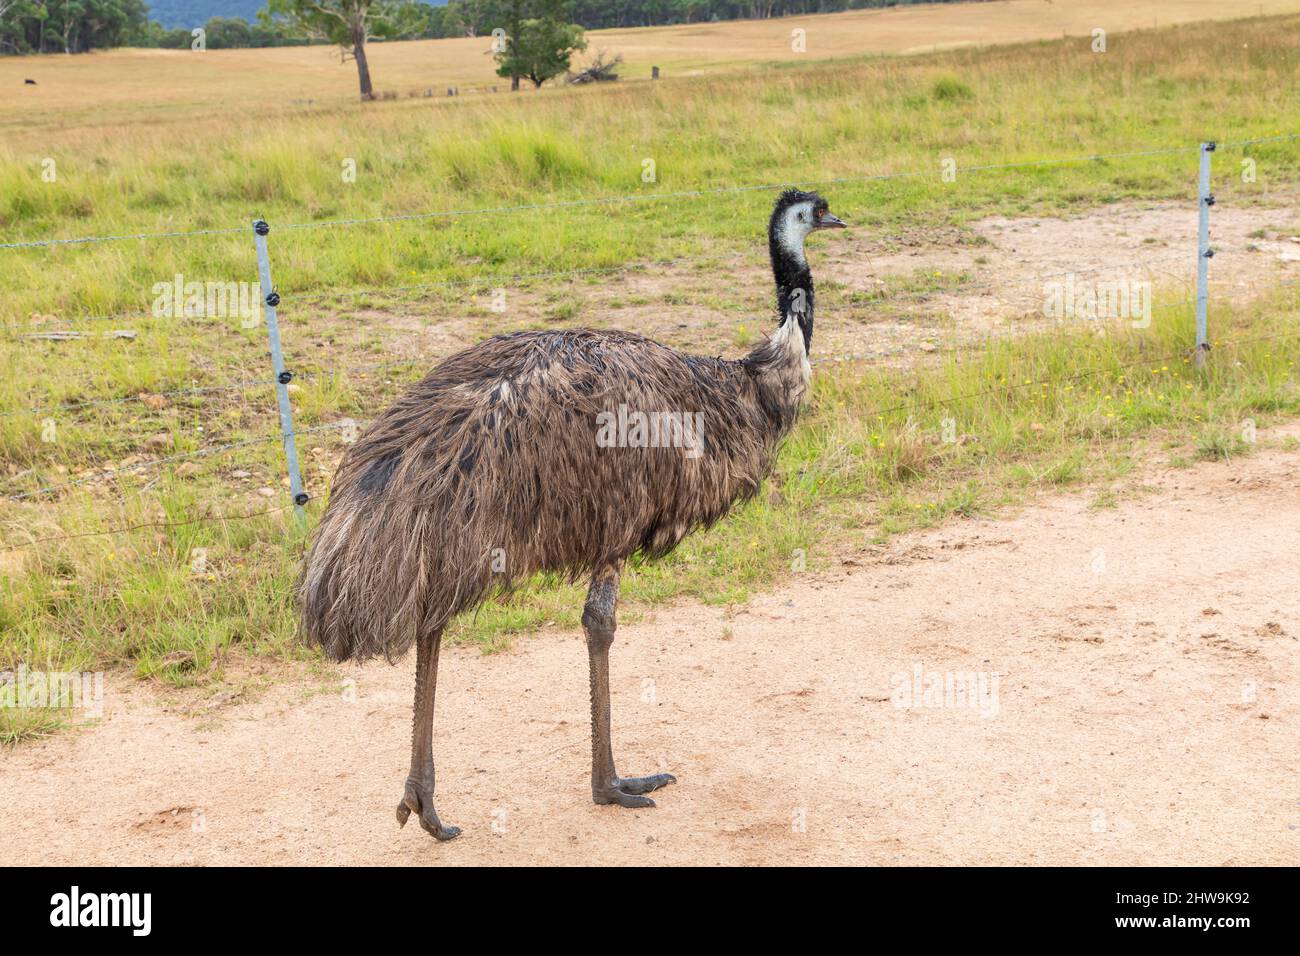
[146,0,268,28]
[145,0,446,30]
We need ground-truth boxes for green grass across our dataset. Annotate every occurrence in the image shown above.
[1,16,1299,327]
[0,707,66,745]
[1195,429,1255,461]
[2,16,1300,730]
[5,285,1295,684]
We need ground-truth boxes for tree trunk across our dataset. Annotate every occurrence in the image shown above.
[507,5,522,91]
[353,34,374,100]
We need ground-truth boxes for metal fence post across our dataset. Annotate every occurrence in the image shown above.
[1195,141,1216,366]
[252,218,308,523]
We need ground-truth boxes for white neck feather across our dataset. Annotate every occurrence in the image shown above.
[775,206,810,267]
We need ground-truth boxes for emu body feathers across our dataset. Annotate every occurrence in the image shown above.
[299,326,806,663]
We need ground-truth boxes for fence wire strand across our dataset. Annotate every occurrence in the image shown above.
[16,502,298,548]
[3,247,1274,419]
[0,376,281,421]
[4,422,352,502]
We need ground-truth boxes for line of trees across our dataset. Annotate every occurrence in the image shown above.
[0,0,592,99]
[0,0,309,53]
[394,0,959,38]
[3,0,962,56]
[1,0,151,54]
[133,15,314,48]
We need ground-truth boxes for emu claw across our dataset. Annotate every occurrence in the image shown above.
[593,772,676,808]
[397,778,461,841]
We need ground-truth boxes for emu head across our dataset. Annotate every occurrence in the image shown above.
[769,189,846,266]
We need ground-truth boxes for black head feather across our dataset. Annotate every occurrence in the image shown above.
[773,188,825,211]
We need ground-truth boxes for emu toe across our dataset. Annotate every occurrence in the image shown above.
[396,779,461,841]
[617,772,676,795]
[593,772,677,808]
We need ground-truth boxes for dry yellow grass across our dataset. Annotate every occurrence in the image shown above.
[2,0,1297,133]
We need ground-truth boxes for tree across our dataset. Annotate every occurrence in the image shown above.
[0,0,149,55]
[501,0,523,90]
[262,0,399,100]
[493,0,585,89]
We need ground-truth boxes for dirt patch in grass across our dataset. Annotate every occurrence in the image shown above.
[292,191,1300,373]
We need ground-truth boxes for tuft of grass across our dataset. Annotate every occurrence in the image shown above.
[1089,489,1119,510]
[931,75,975,102]
[1195,429,1254,461]
[0,708,67,745]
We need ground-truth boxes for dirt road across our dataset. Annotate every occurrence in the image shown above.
[5,432,1298,865]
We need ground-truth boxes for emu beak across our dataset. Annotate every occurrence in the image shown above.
[816,213,847,230]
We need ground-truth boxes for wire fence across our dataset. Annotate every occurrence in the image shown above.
[0,251,1254,343]
[3,422,354,502]
[2,134,1298,551]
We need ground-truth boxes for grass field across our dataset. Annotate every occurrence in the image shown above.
[3,8,1300,323]
[2,6,1299,741]
[3,0,1298,129]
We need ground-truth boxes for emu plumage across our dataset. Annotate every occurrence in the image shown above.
[298,189,845,840]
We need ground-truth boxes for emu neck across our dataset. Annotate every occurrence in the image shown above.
[739,227,816,424]
[770,234,814,355]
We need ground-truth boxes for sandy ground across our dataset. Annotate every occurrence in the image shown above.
[5,427,1298,866]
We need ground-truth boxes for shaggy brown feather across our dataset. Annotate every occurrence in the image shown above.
[300,190,832,663]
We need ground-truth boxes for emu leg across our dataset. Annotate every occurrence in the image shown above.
[584,560,676,808]
[395,630,461,841]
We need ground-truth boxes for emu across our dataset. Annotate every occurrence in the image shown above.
[299,189,845,840]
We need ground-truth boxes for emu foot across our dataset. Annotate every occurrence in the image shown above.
[396,777,461,841]
[593,773,677,808]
